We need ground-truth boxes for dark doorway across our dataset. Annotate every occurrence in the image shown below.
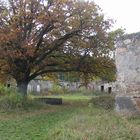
[7,84,10,88]
[101,85,104,92]
[108,87,112,94]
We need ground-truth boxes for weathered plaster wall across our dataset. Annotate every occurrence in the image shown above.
[116,32,140,95]
[94,81,116,93]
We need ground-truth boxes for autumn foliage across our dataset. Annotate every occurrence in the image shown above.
[0,0,115,95]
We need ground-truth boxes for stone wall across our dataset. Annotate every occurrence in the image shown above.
[28,80,53,94]
[116,32,140,96]
[115,32,140,114]
[28,79,117,94]
[94,81,117,93]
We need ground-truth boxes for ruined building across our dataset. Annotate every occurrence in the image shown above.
[116,32,140,113]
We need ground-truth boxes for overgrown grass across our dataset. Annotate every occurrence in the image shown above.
[0,94,139,140]
[0,85,44,111]
[0,105,140,140]
[0,84,16,96]
[90,95,115,110]
[35,94,92,100]
[47,108,140,140]
[33,89,109,101]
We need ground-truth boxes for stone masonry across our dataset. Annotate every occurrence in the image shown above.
[115,32,140,113]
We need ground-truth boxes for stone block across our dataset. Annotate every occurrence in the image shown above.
[115,96,138,113]
[37,97,62,105]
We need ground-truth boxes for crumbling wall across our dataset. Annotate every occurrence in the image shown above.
[115,32,140,114]
[116,32,140,95]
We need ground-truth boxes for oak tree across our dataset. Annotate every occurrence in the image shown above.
[0,0,115,96]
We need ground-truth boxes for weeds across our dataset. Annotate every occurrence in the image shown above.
[90,95,115,110]
[0,84,43,111]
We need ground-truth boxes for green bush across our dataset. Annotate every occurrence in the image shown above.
[49,84,68,95]
[0,85,42,111]
[0,93,23,110]
[90,95,115,110]
[0,84,14,96]
[0,93,43,111]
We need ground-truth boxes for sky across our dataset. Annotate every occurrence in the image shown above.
[94,0,140,33]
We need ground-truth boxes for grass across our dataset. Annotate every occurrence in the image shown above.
[34,94,92,100]
[0,95,139,140]
[32,91,110,101]
[0,106,78,140]
[47,108,140,140]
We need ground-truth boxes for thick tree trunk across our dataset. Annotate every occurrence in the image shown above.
[17,81,28,96]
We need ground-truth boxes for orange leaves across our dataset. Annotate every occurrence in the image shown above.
[0,27,21,46]
[0,0,115,84]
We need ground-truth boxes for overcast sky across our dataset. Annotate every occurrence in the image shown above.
[94,0,140,34]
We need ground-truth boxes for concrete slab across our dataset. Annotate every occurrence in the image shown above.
[115,96,137,113]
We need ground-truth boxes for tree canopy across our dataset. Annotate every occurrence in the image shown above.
[0,0,116,95]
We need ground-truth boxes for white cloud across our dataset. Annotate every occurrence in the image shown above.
[94,0,140,33]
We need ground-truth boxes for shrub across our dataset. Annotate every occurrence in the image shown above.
[0,93,23,110]
[0,84,14,96]
[0,93,43,111]
[90,95,115,110]
[49,84,68,95]
[0,85,42,111]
